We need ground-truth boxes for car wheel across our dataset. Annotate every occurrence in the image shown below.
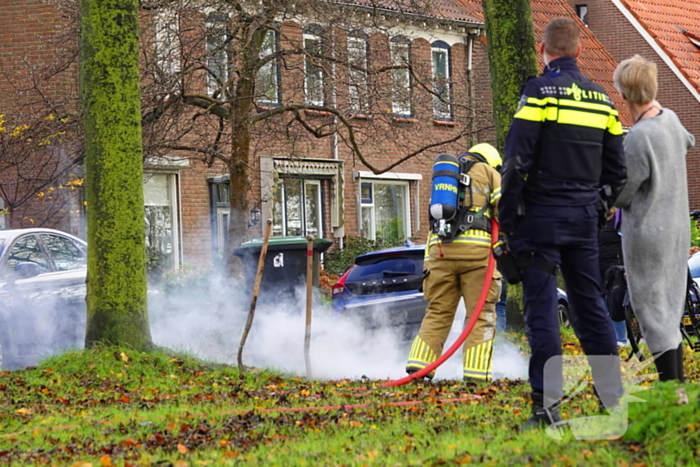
[558,301,570,328]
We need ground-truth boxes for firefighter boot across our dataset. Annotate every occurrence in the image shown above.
[521,390,562,431]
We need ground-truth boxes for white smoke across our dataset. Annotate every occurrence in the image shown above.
[148,279,529,382]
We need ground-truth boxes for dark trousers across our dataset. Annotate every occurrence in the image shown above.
[511,204,623,406]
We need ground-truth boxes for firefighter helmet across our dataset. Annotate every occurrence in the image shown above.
[467,143,502,170]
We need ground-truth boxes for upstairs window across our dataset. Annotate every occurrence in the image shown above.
[205,13,230,97]
[153,8,181,89]
[257,29,280,105]
[347,34,369,113]
[431,41,452,120]
[576,5,589,26]
[304,26,327,106]
[390,36,412,117]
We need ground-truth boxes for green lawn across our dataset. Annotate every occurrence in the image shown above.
[1,330,698,466]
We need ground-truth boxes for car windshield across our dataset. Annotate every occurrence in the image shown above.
[689,252,700,279]
[347,255,422,282]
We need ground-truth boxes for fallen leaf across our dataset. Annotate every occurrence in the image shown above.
[120,352,129,362]
[100,456,112,467]
[178,443,189,454]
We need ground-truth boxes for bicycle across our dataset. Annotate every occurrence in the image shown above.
[621,210,700,361]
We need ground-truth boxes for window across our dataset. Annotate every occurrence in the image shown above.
[153,8,181,88]
[209,178,230,253]
[273,178,323,237]
[360,181,408,241]
[40,234,86,271]
[390,37,412,117]
[304,27,326,106]
[206,13,230,96]
[6,235,50,274]
[576,5,589,25]
[0,197,5,229]
[257,29,280,105]
[143,173,181,278]
[347,35,369,112]
[431,41,452,120]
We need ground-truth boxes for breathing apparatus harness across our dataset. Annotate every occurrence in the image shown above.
[429,152,491,243]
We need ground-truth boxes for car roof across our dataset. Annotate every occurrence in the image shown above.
[0,228,86,245]
[355,243,426,262]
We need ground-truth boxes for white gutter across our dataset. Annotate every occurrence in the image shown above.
[611,0,700,103]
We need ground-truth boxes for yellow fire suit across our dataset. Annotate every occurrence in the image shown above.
[406,157,502,381]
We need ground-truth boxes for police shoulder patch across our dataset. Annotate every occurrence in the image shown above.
[515,94,527,113]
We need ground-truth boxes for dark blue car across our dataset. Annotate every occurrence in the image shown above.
[331,242,571,339]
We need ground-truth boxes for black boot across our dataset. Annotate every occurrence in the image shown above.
[676,344,685,383]
[521,390,562,431]
[654,346,681,382]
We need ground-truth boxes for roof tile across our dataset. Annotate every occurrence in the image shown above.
[620,0,700,93]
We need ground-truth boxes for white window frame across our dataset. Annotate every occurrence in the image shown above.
[143,172,182,270]
[347,35,369,113]
[390,38,412,117]
[153,8,181,84]
[205,13,230,96]
[258,29,280,105]
[431,42,452,120]
[359,179,411,241]
[273,178,324,238]
[304,31,326,106]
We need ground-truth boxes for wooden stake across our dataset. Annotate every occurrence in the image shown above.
[237,219,273,373]
[304,235,314,378]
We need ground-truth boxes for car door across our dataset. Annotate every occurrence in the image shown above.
[37,233,87,350]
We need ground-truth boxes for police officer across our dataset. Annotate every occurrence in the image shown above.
[406,143,502,382]
[500,18,626,428]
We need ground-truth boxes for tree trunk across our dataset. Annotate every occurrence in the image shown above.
[481,0,539,151]
[225,27,269,278]
[80,0,152,349]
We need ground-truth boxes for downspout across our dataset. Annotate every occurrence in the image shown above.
[467,33,476,147]
[330,28,344,249]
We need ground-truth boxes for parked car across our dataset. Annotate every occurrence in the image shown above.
[0,228,87,369]
[331,243,571,341]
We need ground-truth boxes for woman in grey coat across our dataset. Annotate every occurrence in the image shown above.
[613,55,695,382]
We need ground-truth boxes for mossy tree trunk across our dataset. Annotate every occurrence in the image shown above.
[80,0,152,349]
[481,0,539,151]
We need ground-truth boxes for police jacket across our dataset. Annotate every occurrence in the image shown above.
[500,56,627,236]
[426,156,501,262]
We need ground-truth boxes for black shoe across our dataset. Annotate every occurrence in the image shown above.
[521,391,562,431]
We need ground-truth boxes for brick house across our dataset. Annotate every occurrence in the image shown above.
[565,0,700,206]
[0,0,646,275]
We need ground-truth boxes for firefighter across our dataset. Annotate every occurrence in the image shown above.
[406,143,502,382]
[499,18,626,429]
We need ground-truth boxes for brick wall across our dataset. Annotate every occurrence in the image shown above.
[567,0,700,208]
[1,1,497,267]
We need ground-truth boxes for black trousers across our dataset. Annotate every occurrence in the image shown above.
[510,204,624,407]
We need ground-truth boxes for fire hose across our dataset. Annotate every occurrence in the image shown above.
[382,217,499,387]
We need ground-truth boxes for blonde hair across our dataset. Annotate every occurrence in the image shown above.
[543,18,580,57]
[614,55,658,105]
